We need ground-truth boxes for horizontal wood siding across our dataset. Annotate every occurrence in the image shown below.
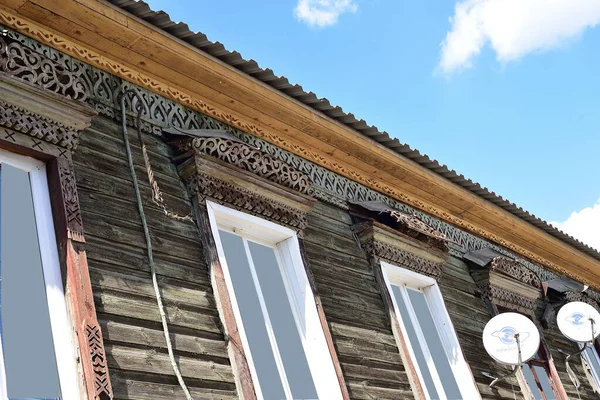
[72,115,598,400]
[73,115,237,400]
[304,202,414,400]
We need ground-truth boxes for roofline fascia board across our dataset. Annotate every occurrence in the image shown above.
[1,1,599,289]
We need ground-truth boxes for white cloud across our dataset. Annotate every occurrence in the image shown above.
[551,198,600,251]
[438,0,600,74]
[294,0,357,28]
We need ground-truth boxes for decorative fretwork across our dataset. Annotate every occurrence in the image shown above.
[85,322,112,400]
[0,35,87,102]
[186,137,313,195]
[362,239,444,280]
[7,27,599,302]
[57,158,84,242]
[564,291,600,313]
[187,172,309,231]
[0,100,80,150]
[491,257,542,288]
[482,285,537,314]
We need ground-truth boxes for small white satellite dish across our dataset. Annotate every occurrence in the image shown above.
[483,312,541,365]
[557,301,600,343]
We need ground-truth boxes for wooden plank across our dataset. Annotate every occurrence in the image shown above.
[105,344,234,383]
[111,373,237,400]
[89,266,214,310]
[85,235,210,286]
[94,292,222,334]
[81,210,203,262]
[99,319,228,360]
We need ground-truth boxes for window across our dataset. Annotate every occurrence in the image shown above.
[581,343,600,390]
[521,350,558,400]
[206,201,343,400]
[381,262,479,400]
[0,149,79,399]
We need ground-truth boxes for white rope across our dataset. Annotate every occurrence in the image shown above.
[119,89,194,400]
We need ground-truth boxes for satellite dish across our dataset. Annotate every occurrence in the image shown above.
[483,312,541,365]
[557,301,600,343]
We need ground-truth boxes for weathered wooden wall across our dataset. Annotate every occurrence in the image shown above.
[73,115,237,399]
[73,113,597,400]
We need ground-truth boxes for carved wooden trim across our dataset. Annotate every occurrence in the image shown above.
[0,35,87,102]
[176,140,315,234]
[187,172,309,231]
[180,137,313,195]
[0,47,110,398]
[354,221,447,281]
[362,239,444,280]
[481,285,537,315]
[371,261,427,400]
[1,7,592,290]
[57,157,84,242]
[491,257,541,288]
[84,320,112,400]
[564,291,600,313]
[0,99,80,150]
[194,203,257,400]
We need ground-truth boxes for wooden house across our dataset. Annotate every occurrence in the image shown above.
[0,1,600,399]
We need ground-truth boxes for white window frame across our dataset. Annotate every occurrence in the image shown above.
[0,148,80,400]
[581,343,600,388]
[381,261,480,400]
[206,201,343,400]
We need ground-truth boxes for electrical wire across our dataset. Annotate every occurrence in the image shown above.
[119,88,194,400]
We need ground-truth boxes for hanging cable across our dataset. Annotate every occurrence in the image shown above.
[119,88,194,400]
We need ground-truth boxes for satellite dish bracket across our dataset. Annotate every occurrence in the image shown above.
[488,333,523,388]
[564,317,596,389]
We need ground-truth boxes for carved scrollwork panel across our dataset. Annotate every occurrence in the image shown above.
[491,257,541,288]
[0,100,80,150]
[362,239,444,280]
[187,172,309,232]
[564,291,600,313]
[0,36,87,102]
[482,285,537,314]
[188,137,313,195]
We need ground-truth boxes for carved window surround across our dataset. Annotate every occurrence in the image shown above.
[175,136,316,234]
[0,66,112,400]
[465,250,543,315]
[353,220,448,281]
[175,135,349,398]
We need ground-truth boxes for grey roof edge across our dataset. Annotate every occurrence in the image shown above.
[108,0,600,262]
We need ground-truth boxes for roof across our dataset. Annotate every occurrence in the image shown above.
[109,0,600,262]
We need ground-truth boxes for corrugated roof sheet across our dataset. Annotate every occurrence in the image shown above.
[108,0,600,262]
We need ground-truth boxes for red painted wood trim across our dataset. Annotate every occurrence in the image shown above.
[298,239,351,400]
[195,203,257,400]
[48,157,113,400]
[372,260,427,400]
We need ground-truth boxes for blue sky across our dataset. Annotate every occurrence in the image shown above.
[146,0,600,249]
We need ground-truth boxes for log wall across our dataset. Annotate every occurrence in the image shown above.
[74,114,598,400]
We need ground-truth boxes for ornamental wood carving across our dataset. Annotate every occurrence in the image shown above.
[564,291,600,313]
[186,137,313,195]
[187,172,310,231]
[0,39,111,400]
[0,100,80,150]
[355,221,447,281]
[491,257,542,288]
[0,35,87,102]
[177,141,315,233]
[84,321,112,400]
[362,239,444,279]
[482,285,537,314]
[5,23,600,303]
